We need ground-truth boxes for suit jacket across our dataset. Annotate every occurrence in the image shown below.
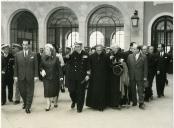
[123,50,132,62]
[127,53,148,81]
[14,50,38,81]
[67,50,89,81]
[156,52,170,74]
[146,53,158,74]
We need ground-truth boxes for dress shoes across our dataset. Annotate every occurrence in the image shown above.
[45,105,51,111]
[150,96,153,100]
[139,103,145,110]
[25,109,31,114]
[165,79,168,85]
[54,104,58,108]
[77,109,82,113]
[98,108,104,112]
[112,105,121,110]
[71,102,75,109]
[144,98,149,102]
[22,104,26,109]
[9,99,13,102]
[1,102,6,105]
[132,103,137,106]
[158,95,161,98]
[14,101,20,104]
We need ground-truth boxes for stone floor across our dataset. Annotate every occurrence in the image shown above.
[1,74,173,128]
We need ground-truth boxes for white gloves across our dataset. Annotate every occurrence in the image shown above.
[85,75,90,81]
[41,70,46,77]
[110,55,114,60]
[157,71,160,75]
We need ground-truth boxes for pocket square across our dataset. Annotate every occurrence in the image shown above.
[30,56,34,59]
[82,55,88,58]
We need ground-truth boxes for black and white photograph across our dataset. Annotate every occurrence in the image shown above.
[0,0,173,128]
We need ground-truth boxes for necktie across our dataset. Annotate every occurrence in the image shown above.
[26,51,28,56]
[24,51,25,57]
[24,51,27,57]
[136,54,139,61]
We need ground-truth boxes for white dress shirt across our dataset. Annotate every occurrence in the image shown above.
[135,52,140,61]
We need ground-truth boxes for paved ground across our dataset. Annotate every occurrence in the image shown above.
[1,74,173,128]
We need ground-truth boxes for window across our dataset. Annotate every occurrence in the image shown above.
[111,28,124,49]
[89,31,104,47]
[87,6,124,47]
[47,8,78,53]
[10,11,38,52]
[67,32,79,47]
[152,16,173,53]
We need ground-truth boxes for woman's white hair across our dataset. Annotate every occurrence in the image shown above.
[45,43,54,50]
[110,44,120,50]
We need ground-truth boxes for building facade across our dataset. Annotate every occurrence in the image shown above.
[1,1,173,52]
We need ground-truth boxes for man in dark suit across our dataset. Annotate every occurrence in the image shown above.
[1,44,15,105]
[144,46,157,101]
[156,44,170,98]
[14,40,38,114]
[127,44,148,109]
[66,42,90,113]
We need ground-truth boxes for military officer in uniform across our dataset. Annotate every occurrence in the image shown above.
[66,42,90,113]
[1,44,15,105]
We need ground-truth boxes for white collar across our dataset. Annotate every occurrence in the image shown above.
[136,52,140,56]
[23,49,28,52]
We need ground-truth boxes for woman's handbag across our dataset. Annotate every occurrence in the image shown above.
[113,63,123,76]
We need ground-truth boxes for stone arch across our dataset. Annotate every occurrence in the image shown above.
[147,12,173,46]
[8,9,39,51]
[45,6,79,52]
[86,4,125,47]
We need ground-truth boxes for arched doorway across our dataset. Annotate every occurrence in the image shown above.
[151,15,173,53]
[47,8,79,53]
[87,6,124,48]
[10,11,38,52]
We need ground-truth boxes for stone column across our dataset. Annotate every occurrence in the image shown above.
[38,19,45,49]
[78,17,87,46]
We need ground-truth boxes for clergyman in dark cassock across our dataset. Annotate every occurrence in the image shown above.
[108,45,124,109]
[86,45,110,111]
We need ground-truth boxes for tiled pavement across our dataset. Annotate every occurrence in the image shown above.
[1,74,173,128]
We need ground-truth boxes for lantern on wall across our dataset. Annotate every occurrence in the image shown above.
[131,10,139,27]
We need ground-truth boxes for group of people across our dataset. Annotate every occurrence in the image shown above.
[1,40,172,114]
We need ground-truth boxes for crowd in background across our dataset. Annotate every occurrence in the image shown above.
[1,41,173,113]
